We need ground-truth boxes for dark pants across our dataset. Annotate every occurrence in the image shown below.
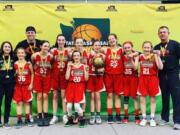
[0,83,14,124]
[159,72,180,124]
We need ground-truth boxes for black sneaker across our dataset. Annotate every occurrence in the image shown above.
[115,115,121,124]
[78,117,85,128]
[25,119,33,127]
[65,116,74,127]
[15,120,23,129]
[107,115,114,124]
[43,118,50,126]
[37,118,44,127]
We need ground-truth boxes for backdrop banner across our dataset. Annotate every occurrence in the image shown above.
[0,3,179,116]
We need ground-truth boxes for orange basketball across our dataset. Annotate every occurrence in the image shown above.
[72,24,102,42]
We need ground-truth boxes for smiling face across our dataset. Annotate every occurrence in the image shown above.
[17,49,26,60]
[57,35,66,48]
[108,34,117,47]
[72,51,81,63]
[75,38,83,50]
[142,42,152,55]
[3,43,12,55]
[41,42,50,53]
[158,27,169,42]
[92,41,101,52]
[26,31,36,42]
[123,43,133,54]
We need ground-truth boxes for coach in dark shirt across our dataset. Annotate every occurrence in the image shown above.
[15,26,41,61]
[154,26,180,130]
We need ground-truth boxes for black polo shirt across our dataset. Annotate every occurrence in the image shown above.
[15,39,42,61]
[154,40,180,73]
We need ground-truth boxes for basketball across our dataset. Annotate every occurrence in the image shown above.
[93,57,104,69]
[72,24,102,42]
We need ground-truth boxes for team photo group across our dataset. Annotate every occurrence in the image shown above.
[0,25,180,130]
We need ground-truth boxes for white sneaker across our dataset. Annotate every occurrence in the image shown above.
[30,115,34,123]
[63,115,68,124]
[89,116,95,125]
[50,116,58,125]
[140,119,147,126]
[95,115,102,124]
[150,119,157,127]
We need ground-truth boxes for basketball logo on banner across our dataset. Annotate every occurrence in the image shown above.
[72,24,102,42]
[60,18,110,46]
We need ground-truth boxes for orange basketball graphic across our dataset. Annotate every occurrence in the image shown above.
[72,24,102,42]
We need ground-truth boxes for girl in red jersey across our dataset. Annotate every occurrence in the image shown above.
[65,50,89,128]
[122,41,140,124]
[31,40,53,127]
[138,41,163,127]
[68,38,88,123]
[50,34,69,125]
[102,34,124,124]
[87,40,105,125]
[13,48,34,128]
[68,38,89,65]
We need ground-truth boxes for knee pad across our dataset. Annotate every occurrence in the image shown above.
[74,103,83,115]
[67,103,73,116]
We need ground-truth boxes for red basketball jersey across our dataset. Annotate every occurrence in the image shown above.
[105,48,123,74]
[69,64,85,83]
[123,55,138,76]
[51,48,68,74]
[14,62,31,85]
[139,54,158,76]
[33,53,52,76]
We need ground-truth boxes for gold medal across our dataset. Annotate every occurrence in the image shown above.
[3,55,11,78]
[29,43,36,54]
[3,55,10,71]
[111,50,117,60]
[17,61,26,76]
[40,53,48,75]
[58,51,64,62]
[160,44,167,57]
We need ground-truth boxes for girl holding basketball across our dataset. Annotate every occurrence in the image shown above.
[31,40,53,127]
[87,40,105,125]
[13,48,34,128]
[138,41,163,127]
[122,41,140,124]
[65,50,89,128]
[50,34,69,125]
